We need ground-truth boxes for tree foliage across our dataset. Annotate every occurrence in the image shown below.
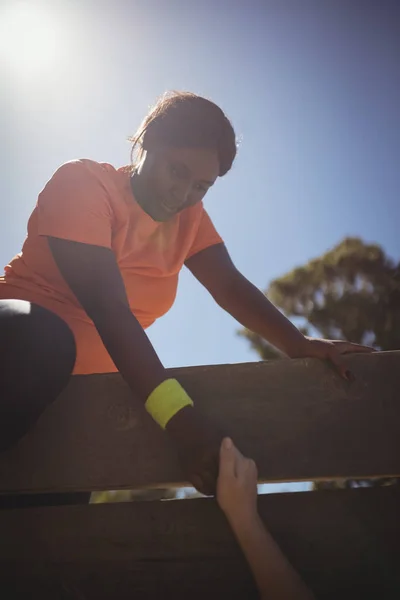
[240,237,400,356]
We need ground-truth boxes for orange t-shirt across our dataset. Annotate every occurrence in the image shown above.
[0,159,223,374]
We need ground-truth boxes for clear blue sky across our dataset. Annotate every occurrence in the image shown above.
[1,0,399,492]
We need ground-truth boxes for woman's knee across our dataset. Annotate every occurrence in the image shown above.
[0,300,77,452]
[29,303,76,378]
[0,300,76,382]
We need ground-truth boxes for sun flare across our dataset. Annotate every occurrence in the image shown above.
[0,2,61,75]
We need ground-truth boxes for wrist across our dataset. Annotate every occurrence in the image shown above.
[285,334,310,359]
[145,379,194,430]
[224,507,260,533]
[164,404,195,439]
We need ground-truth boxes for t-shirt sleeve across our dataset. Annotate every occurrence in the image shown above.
[186,208,224,260]
[37,160,113,249]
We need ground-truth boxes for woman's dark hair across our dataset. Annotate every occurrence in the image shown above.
[128,91,237,176]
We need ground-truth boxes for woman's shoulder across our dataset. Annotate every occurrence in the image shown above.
[37,159,130,214]
[45,159,129,198]
[53,158,119,179]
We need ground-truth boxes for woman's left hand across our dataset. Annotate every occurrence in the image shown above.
[293,337,375,381]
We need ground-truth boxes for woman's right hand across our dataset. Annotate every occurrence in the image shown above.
[216,437,258,526]
[165,405,225,496]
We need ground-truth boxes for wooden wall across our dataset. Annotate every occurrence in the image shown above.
[1,351,399,598]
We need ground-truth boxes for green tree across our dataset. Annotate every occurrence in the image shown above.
[240,237,400,355]
[239,237,400,489]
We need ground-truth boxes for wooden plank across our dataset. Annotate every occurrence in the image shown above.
[0,351,399,494]
[1,487,400,599]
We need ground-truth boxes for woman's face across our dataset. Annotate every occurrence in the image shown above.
[131,145,220,222]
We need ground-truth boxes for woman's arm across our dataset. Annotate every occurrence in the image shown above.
[186,243,373,379]
[48,238,224,495]
[217,438,315,600]
[48,238,168,399]
[186,244,307,358]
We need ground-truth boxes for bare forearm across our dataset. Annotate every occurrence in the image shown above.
[229,514,315,600]
[217,273,306,358]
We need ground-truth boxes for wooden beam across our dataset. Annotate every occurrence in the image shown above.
[0,351,399,494]
[1,487,400,599]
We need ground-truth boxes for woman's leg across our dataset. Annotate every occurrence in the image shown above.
[0,299,90,507]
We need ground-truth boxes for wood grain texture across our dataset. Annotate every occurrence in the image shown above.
[0,351,399,494]
[1,487,400,599]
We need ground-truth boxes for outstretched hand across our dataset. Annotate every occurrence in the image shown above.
[293,337,375,381]
[216,437,258,525]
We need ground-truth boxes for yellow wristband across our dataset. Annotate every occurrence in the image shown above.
[145,378,194,429]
